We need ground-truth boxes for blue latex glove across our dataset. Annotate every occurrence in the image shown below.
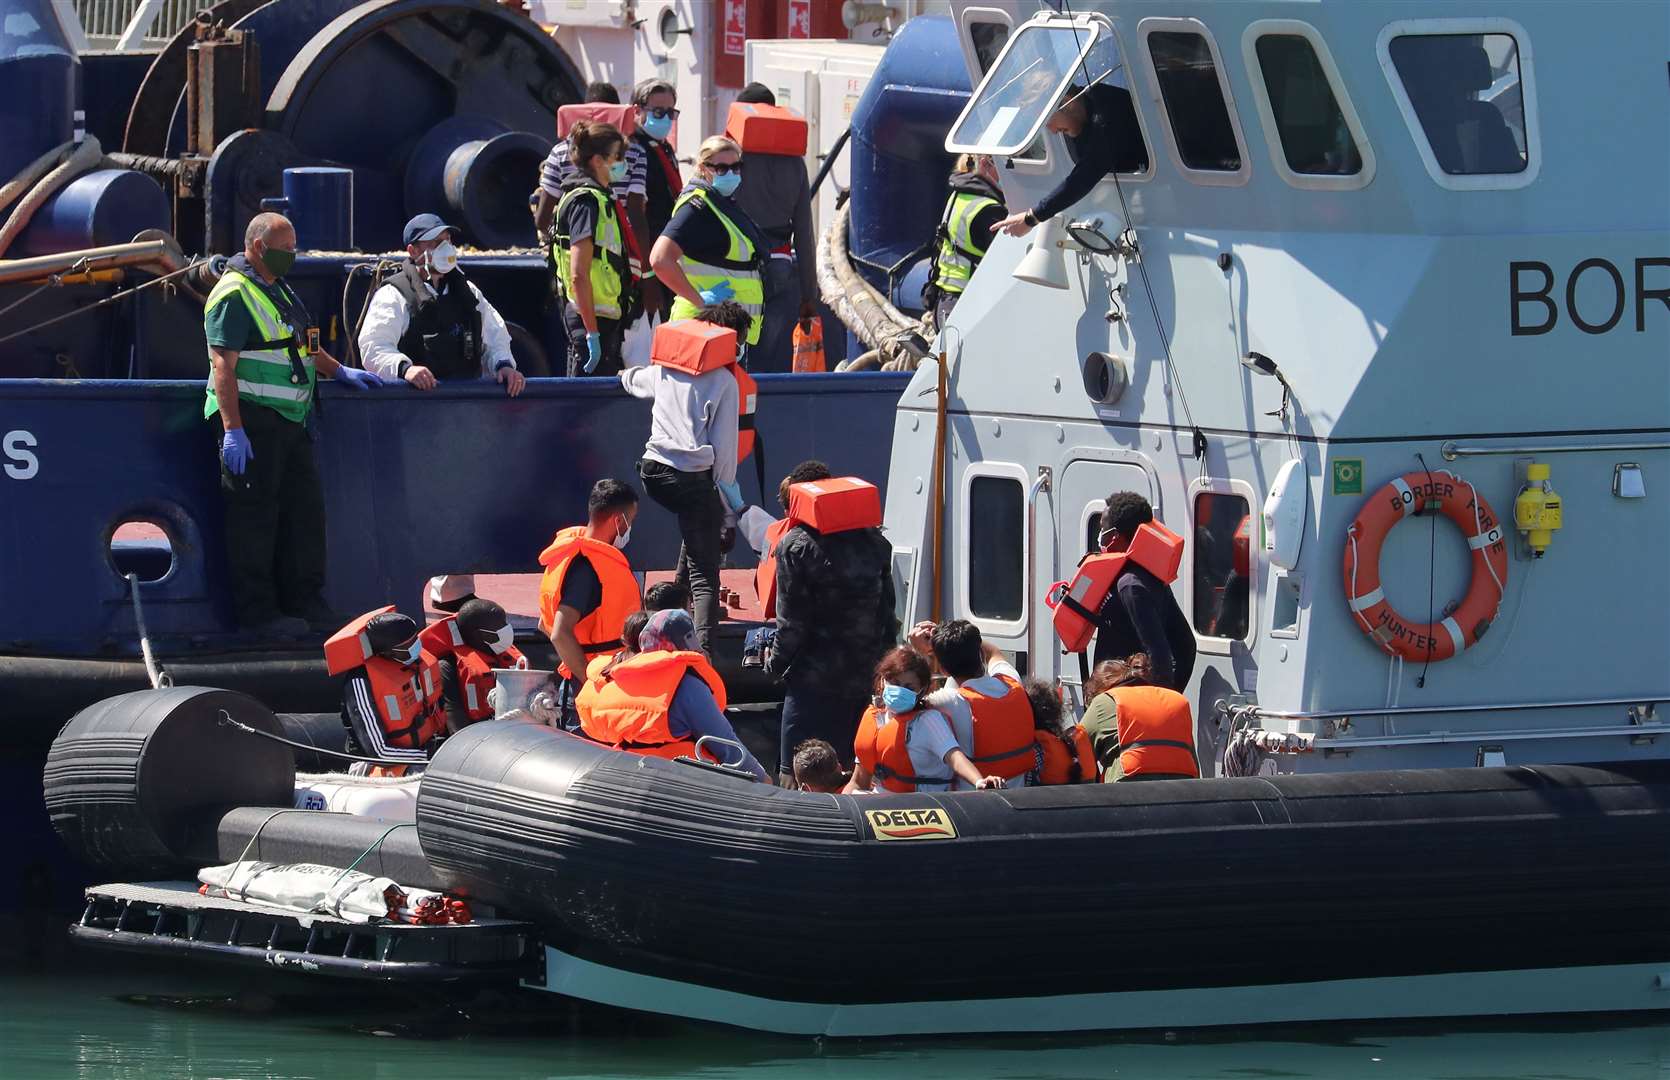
[717,479,745,514]
[334,365,381,389]
[220,427,253,476]
[698,282,734,305]
[584,331,603,373]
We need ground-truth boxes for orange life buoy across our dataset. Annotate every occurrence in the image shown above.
[1342,469,1509,663]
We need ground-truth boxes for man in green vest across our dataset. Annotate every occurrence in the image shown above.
[204,211,382,638]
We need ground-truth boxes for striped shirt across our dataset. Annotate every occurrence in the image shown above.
[540,139,647,201]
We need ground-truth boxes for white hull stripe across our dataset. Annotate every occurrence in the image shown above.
[532,946,1670,1038]
[1441,616,1467,655]
[1390,476,1414,516]
[1348,587,1384,613]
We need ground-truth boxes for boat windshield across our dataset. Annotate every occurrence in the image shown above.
[947,18,1120,156]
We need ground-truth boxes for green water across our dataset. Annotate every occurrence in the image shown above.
[5,955,1670,1080]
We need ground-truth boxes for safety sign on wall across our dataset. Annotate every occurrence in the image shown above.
[723,0,746,56]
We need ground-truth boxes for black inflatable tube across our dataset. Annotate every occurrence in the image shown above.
[215,807,442,891]
[45,686,296,874]
[417,721,1670,1006]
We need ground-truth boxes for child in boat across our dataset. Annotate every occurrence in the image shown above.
[849,648,1005,793]
[791,739,848,793]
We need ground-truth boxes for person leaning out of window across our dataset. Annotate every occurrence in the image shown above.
[992,81,1148,238]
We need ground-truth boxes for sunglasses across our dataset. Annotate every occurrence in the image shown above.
[706,161,744,175]
[642,106,680,119]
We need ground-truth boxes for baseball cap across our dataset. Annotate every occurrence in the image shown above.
[402,213,456,246]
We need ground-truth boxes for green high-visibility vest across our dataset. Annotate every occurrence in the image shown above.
[202,268,314,424]
[933,190,1001,296]
[552,184,628,320]
[667,187,763,343]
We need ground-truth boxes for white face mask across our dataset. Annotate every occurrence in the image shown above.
[612,518,633,550]
[428,240,458,275]
[483,623,515,655]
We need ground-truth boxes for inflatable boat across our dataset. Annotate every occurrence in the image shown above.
[44,686,1670,1036]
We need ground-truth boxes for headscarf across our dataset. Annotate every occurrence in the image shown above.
[638,608,700,654]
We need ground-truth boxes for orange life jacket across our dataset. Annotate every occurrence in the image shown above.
[536,526,642,677]
[854,704,952,793]
[959,673,1036,782]
[358,652,447,756]
[754,516,794,619]
[1103,685,1199,779]
[575,649,728,761]
[724,101,809,157]
[651,319,757,463]
[1045,521,1186,652]
[419,616,526,725]
[1033,725,1099,785]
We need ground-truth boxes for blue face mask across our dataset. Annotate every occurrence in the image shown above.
[608,160,629,184]
[641,113,673,140]
[392,640,421,666]
[881,683,918,714]
[710,172,741,198]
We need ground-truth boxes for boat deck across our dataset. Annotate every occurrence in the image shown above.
[73,881,537,983]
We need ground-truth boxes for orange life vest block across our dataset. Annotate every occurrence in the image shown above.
[959,673,1036,782]
[575,649,729,761]
[651,319,757,463]
[1045,521,1185,652]
[754,516,794,619]
[854,704,950,792]
[557,102,637,139]
[724,101,809,157]
[1106,684,1199,780]
[785,476,883,534]
[536,526,642,677]
[324,606,399,675]
[1033,725,1098,784]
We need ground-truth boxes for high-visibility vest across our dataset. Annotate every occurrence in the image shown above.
[854,704,953,793]
[667,186,763,343]
[553,183,629,320]
[1103,685,1199,780]
[932,189,1001,296]
[576,649,728,761]
[536,526,643,677]
[419,616,526,725]
[959,673,1036,782]
[202,268,314,423]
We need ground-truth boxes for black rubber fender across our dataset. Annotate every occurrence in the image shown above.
[43,686,296,874]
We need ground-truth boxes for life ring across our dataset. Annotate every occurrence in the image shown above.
[1342,469,1509,662]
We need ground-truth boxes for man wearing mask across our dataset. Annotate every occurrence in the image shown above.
[204,212,381,639]
[358,212,526,613]
[992,80,1148,239]
[629,78,683,319]
[727,83,817,373]
[537,478,644,725]
[1089,491,1195,691]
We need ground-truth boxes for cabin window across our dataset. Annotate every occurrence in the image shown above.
[1254,35,1363,176]
[1191,492,1250,640]
[1387,33,1528,175]
[969,20,1010,74]
[1145,29,1242,173]
[967,475,1024,621]
[946,16,1132,160]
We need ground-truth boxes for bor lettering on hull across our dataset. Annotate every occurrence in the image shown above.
[865,807,958,841]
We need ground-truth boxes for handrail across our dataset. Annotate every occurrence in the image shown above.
[1224,695,1665,723]
[1025,466,1052,672]
[1441,438,1670,460]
